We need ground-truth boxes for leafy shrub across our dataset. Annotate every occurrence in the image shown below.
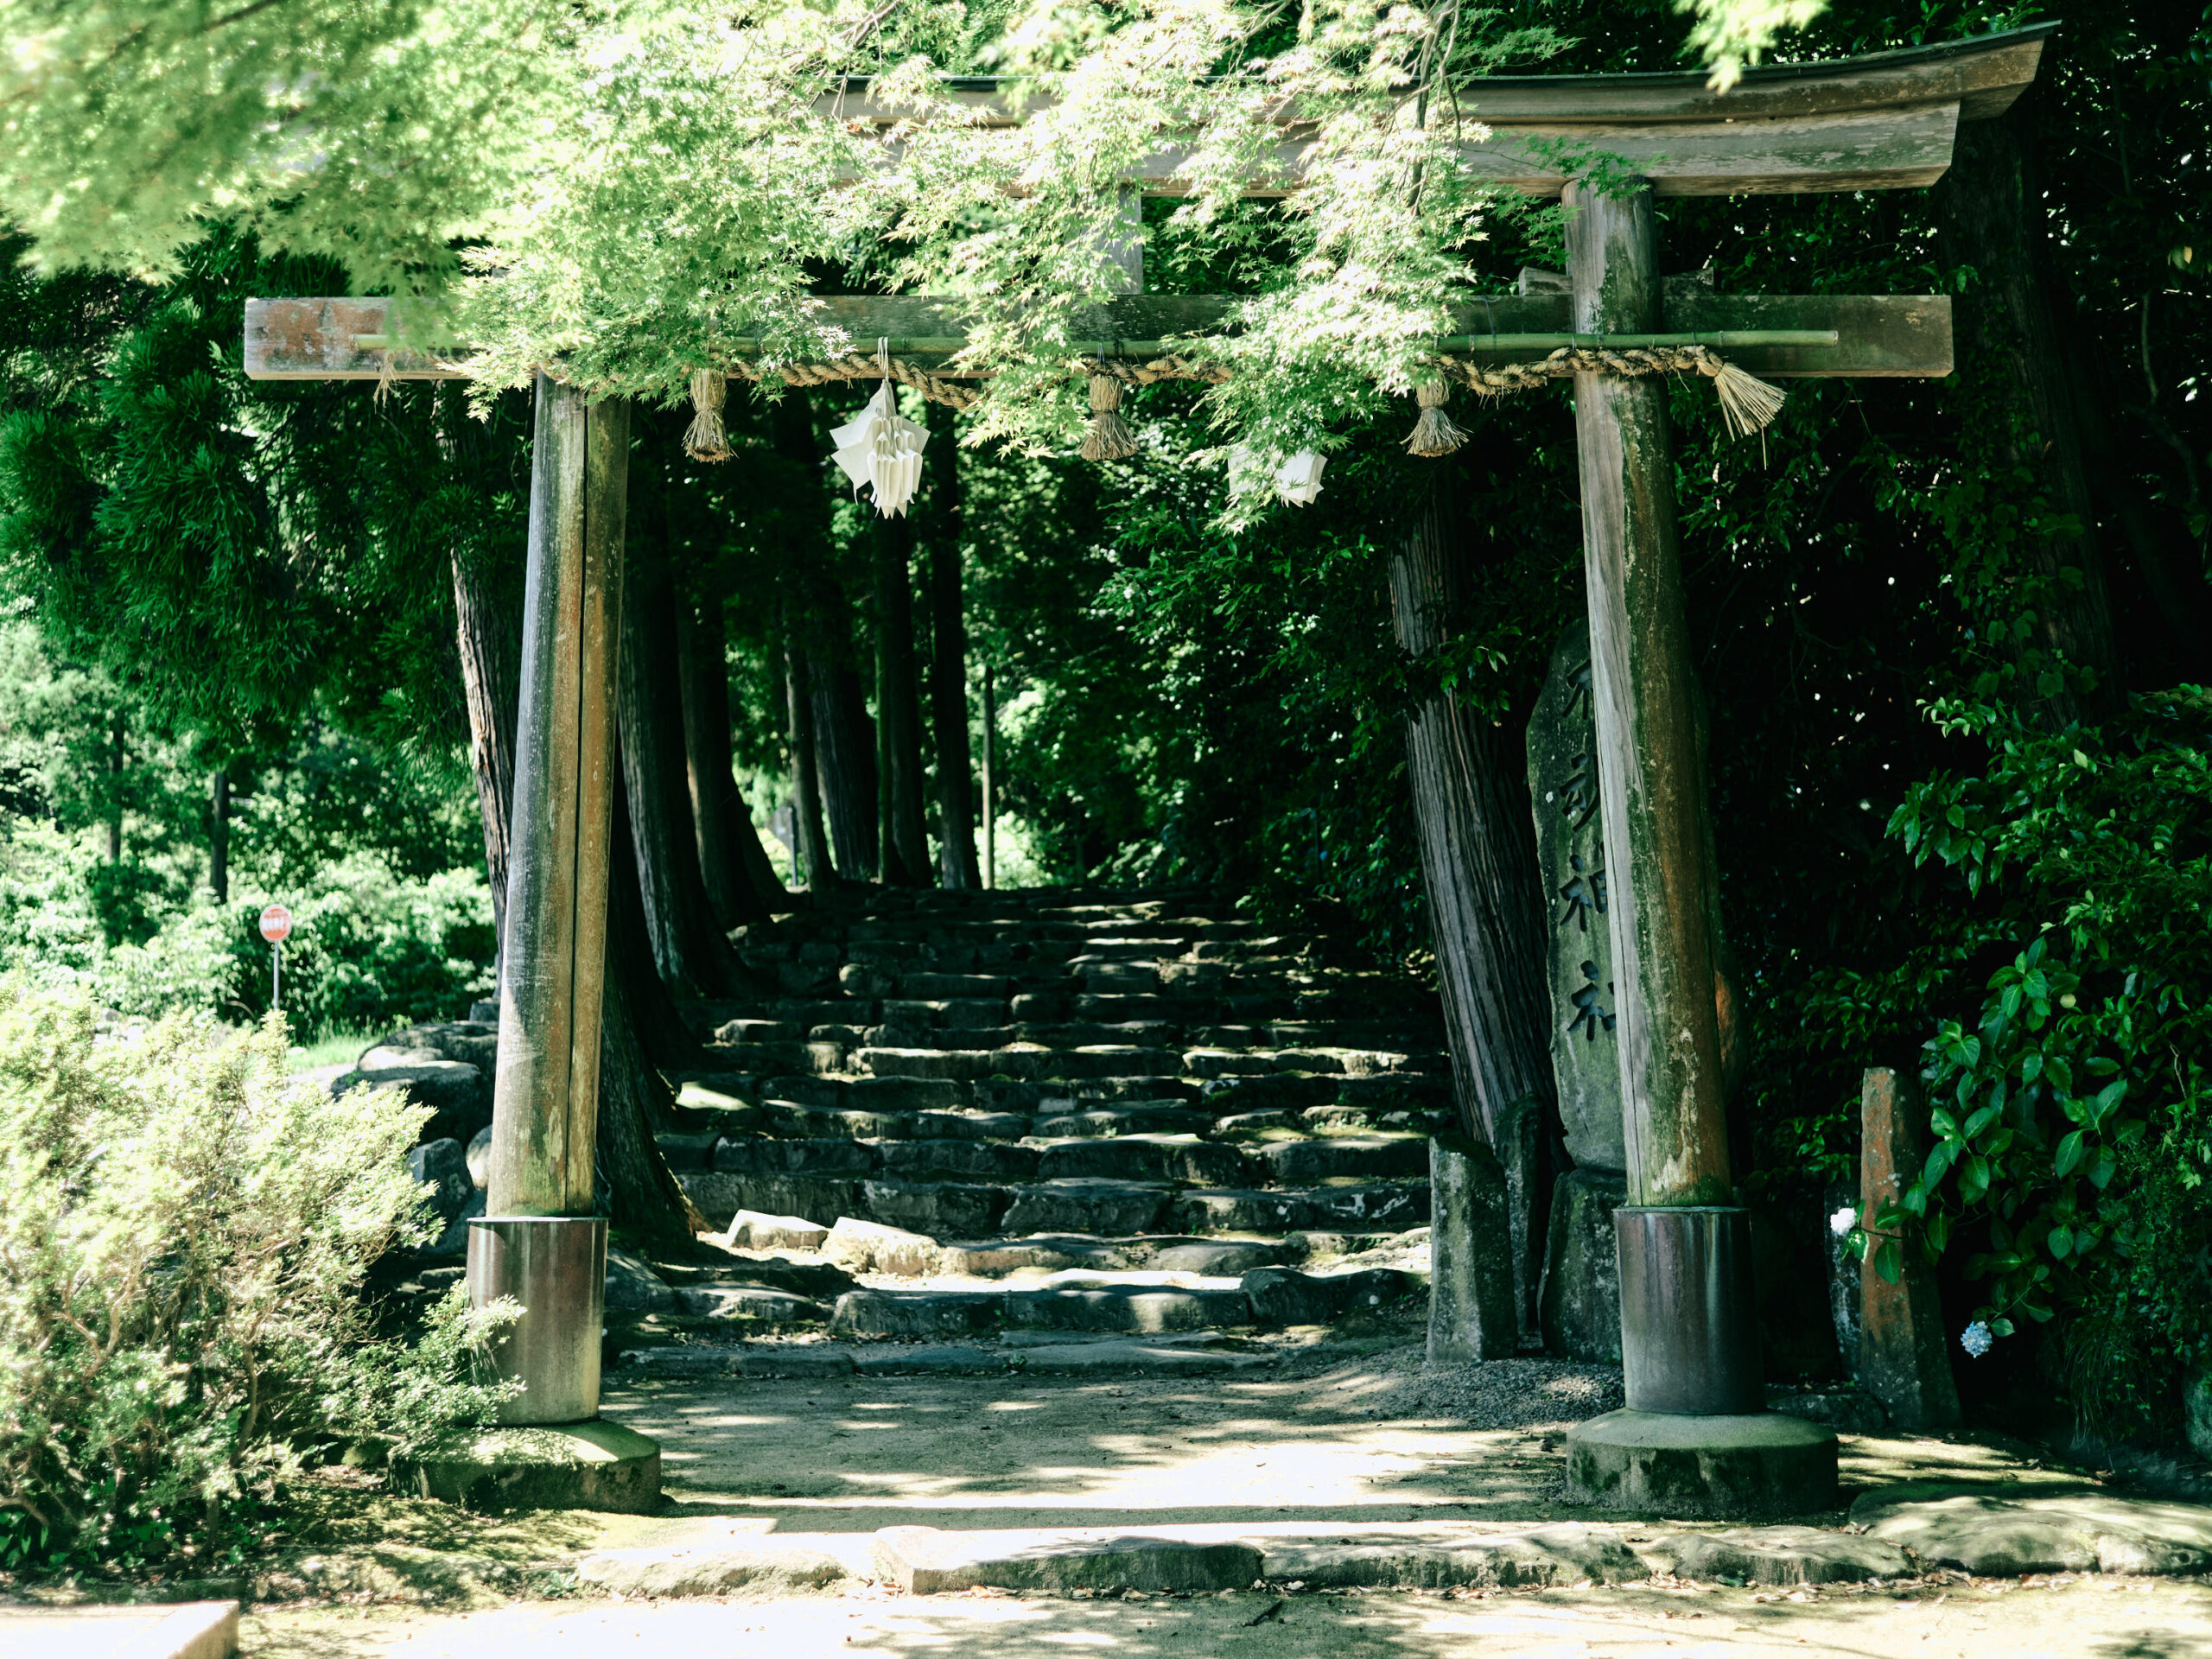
[1856,687,2212,1432]
[0,984,513,1571]
[0,855,494,1039]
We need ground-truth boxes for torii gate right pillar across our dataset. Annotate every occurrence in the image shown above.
[1560,178,1838,1515]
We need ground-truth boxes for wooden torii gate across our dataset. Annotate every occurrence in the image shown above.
[247,23,2049,1515]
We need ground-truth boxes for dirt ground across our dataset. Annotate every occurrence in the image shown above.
[244,1574,2212,1659]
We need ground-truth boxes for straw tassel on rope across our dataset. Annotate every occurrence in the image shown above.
[1403,379,1470,458]
[684,368,731,461]
[1079,372,1141,462]
[1433,344,1789,438]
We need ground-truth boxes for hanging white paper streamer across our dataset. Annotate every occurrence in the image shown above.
[830,358,930,518]
[1227,445,1328,508]
[1274,449,1325,506]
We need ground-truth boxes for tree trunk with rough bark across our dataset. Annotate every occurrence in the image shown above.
[924,401,980,889]
[677,587,786,926]
[617,529,743,995]
[451,549,518,952]
[812,653,879,881]
[874,515,929,885]
[609,768,713,1076]
[594,963,705,1243]
[1391,461,1563,1343]
[1935,99,2122,724]
[785,637,838,890]
[1389,471,1558,1149]
[208,769,229,904]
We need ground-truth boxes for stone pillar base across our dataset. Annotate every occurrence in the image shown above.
[1562,1408,1838,1518]
[395,1421,661,1515]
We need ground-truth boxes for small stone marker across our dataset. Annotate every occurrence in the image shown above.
[1858,1066,1961,1431]
[1427,1131,1518,1362]
[1524,620,1625,1174]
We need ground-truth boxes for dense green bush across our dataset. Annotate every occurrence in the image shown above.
[1852,689,2212,1432]
[0,986,513,1571]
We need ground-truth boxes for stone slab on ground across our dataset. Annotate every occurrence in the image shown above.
[617,1343,858,1378]
[873,1525,1262,1594]
[0,1601,238,1659]
[1004,1282,1249,1333]
[573,1544,847,1596]
[391,1422,661,1515]
[1637,1525,1910,1585]
[1256,1524,1643,1589]
[1850,1484,2212,1577]
[723,1211,830,1252]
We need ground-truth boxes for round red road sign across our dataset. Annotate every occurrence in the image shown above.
[258,904,293,944]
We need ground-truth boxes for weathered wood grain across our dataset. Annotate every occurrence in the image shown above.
[1567,178,1734,1210]
[490,378,626,1218]
[246,292,1952,382]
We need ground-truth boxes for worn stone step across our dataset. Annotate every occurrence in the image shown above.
[863,1179,1011,1238]
[867,1024,1018,1051]
[761,1102,912,1141]
[899,973,1011,999]
[1241,1266,1419,1325]
[653,1130,719,1169]
[770,1075,968,1113]
[938,1236,1135,1275]
[910,1109,1031,1141]
[1005,1280,1251,1333]
[1034,1134,1254,1185]
[881,997,1009,1028]
[653,1255,857,1300]
[1073,993,1211,1023]
[976,1077,1200,1114]
[1194,1074,1339,1112]
[672,1284,830,1324]
[1252,1135,1429,1183]
[858,1046,1041,1082]
[830,1288,1003,1338]
[878,1140,1041,1182]
[1015,1021,1179,1049]
[1001,1179,1172,1236]
[1077,938,1192,961]
[679,1171,862,1232]
[1033,1104,1217,1138]
[714,1137,876,1177]
[714,1017,804,1044]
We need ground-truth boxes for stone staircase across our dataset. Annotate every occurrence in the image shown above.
[628,885,1455,1358]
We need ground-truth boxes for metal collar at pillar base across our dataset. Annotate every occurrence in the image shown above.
[1616,1205,1763,1414]
[468,1215,607,1425]
[1561,1409,1838,1520]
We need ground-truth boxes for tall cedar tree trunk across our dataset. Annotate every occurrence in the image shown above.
[785,636,838,889]
[107,715,122,862]
[617,512,744,995]
[766,388,878,879]
[676,585,788,925]
[208,769,229,903]
[608,766,714,1075]
[812,654,880,880]
[1388,468,1557,1145]
[1935,98,2122,723]
[874,513,929,885]
[451,535,696,1241]
[924,401,981,889]
[452,550,517,954]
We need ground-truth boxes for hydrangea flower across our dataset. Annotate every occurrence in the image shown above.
[1961,1319,1994,1358]
[1828,1205,1856,1237]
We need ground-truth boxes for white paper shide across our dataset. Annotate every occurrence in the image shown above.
[831,379,930,518]
[1229,444,1329,507]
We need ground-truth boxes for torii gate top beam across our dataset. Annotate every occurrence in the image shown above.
[821,24,2053,199]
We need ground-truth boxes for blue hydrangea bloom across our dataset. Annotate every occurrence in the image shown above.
[1961,1319,1994,1358]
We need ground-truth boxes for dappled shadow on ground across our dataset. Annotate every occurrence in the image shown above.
[595,1348,1595,1534]
[240,1578,2212,1659]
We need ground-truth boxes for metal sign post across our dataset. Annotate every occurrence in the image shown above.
[259,904,292,1011]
